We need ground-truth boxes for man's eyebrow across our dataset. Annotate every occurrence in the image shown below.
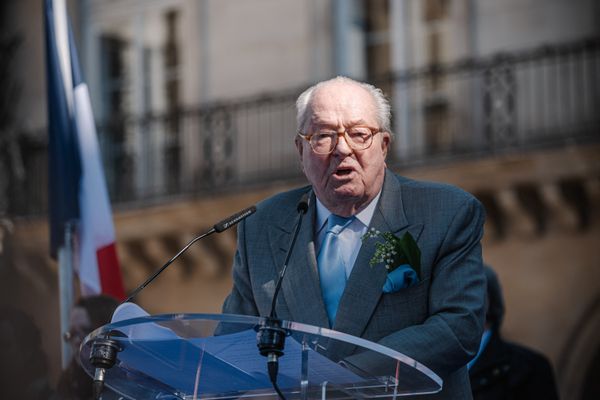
[311,119,371,128]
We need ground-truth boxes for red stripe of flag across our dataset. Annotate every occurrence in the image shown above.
[96,243,125,300]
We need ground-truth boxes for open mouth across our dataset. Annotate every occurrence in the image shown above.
[335,167,354,176]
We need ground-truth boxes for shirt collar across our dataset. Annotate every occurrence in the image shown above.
[315,190,382,234]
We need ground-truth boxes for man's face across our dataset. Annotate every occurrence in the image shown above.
[296,82,390,216]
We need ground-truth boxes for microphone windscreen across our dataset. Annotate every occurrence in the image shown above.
[297,192,310,213]
[214,206,257,232]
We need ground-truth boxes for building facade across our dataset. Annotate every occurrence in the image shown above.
[1,0,599,398]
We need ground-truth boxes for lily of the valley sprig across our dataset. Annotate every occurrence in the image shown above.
[362,229,422,279]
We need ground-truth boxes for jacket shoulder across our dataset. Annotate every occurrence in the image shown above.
[393,174,483,215]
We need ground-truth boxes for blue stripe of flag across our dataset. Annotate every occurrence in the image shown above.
[44,0,82,258]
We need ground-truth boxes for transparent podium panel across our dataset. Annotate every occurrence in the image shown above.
[80,313,442,399]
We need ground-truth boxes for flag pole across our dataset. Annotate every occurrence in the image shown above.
[58,220,75,369]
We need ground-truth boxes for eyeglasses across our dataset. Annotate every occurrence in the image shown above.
[297,126,380,154]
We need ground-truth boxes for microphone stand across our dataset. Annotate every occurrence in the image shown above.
[89,206,256,399]
[257,193,310,400]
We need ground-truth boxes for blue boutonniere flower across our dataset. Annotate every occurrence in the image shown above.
[362,229,422,293]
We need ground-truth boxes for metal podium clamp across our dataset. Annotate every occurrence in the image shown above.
[89,332,123,399]
[256,317,291,399]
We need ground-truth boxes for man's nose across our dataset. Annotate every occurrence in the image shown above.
[333,132,352,156]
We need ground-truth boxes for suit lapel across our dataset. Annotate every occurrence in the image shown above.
[327,171,424,360]
[267,193,330,328]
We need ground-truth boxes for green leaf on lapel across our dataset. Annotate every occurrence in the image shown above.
[397,232,421,280]
[362,229,421,279]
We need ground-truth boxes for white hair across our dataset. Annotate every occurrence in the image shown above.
[295,76,392,135]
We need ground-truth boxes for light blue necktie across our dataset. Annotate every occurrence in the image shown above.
[318,215,353,325]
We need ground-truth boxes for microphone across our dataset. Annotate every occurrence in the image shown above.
[214,206,257,233]
[257,191,310,400]
[90,205,256,399]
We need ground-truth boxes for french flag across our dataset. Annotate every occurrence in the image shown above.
[45,0,125,300]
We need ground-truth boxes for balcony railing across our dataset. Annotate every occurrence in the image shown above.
[9,38,600,217]
[380,38,599,164]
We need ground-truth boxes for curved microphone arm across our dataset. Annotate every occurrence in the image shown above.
[122,205,256,304]
[259,191,310,400]
[90,205,256,400]
[269,193,309,319]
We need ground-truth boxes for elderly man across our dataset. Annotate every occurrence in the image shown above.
[222,76,486,399]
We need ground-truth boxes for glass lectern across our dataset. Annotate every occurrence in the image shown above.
[80,313,442,399]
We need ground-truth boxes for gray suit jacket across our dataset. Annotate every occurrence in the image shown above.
[222,170,486,399]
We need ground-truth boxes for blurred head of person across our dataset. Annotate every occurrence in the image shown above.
[64,294,120,357]
[58,295,120,400]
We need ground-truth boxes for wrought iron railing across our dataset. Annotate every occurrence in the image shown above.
[377,38,600,165]
[9,38,600,217]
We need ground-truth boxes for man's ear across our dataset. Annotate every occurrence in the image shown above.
[295,137,304,160]
[295,137,307,173]
[381,132,391,157]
